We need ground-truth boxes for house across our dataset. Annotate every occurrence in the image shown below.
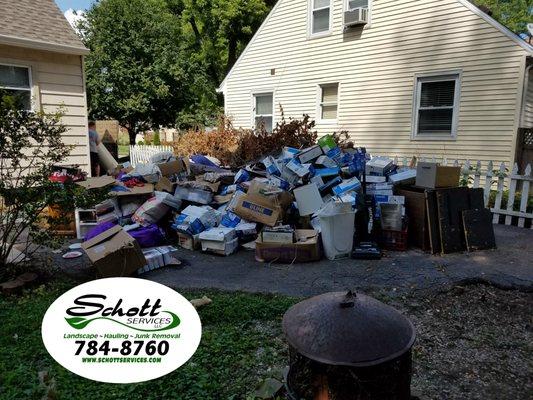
[0,0,90,172]
[218,0,533,168]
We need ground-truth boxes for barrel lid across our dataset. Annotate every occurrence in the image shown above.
[282,291,416,367]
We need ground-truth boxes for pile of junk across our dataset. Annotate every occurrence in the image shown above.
[55,134,495,278]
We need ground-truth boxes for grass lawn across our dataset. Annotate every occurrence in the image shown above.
[0,279,531,400]
[118,144,130,158]
[0,280,296,400]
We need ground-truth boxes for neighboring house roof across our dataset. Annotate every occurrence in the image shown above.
[0,0,89,55]
[217,0,533,93]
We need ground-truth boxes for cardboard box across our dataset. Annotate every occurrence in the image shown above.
[234,193,283,226]
[365,175,387,183]
[332,177,361,196]
[233,182,292,226]
[366,157,394,175]
[81,225,146,277]
[261,228,295,244]
[388,169,416,185]
[416,162,460,189]
[199,228,238,255]
[177,232,201,250]
[157,159,186,177]
[199,227,236,248]
[315,155,337,168]
[293,183,324,216]
[174,186,213,204]
[255,229,321,263]
[317,135,337,154]
[204,237,239,256]
[297,145,323,164]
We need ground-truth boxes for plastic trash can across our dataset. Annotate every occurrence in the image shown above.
[317,202,356,260]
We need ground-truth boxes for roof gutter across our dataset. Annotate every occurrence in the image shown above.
[0,34,90,55]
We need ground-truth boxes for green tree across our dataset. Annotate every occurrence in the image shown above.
[81,0,219,143]
[475,0,532,35]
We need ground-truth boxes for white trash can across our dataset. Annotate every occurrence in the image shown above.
[317,202,356,260]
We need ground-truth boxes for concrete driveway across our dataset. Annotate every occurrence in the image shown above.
[143,224,532,296]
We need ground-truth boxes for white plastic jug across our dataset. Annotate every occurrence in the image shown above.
[317,201,356,260]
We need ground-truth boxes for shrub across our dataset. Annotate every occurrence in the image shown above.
[170,112,318,168]
[153,131,161,145]
[0,92,100,273]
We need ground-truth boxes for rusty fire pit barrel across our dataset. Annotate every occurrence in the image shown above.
[282,291,416,400]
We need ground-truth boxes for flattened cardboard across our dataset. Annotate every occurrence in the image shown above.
[81,225,146,277]
[109,183,155,197]
[76,175,116,190]
[255,230,321,263]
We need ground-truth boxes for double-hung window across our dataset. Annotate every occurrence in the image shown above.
[311,0,331,36]
[0,64,32,110]
[413,73,461,139]
[253,93,274,133]
[319,83,339,121]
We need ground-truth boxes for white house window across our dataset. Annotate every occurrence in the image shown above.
[311,0,331,35]
[253,93,274,132]
[347,0,368,10]
[319,83,339,121]
[413,74,460,138]
[0,64,32,110]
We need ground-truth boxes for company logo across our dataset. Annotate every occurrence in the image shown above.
[42,278,202,383]
[64,295,181,332]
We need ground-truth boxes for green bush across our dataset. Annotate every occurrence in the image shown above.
[488,190,533,213]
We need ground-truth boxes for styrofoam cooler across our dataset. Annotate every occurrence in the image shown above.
[317,202,356,260]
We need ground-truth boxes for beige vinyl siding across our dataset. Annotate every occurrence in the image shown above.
[224,0,530,166]
[0,44,89,171]
[521,67,533,128]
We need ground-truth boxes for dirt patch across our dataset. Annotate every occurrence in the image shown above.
[391,285,532,399]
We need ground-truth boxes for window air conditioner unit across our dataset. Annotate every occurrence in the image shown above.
[344,7,368,27]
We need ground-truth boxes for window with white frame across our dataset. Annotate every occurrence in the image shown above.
[0,64,32,110]
[347,0,369,10]
[413,74,460,138]
[311,0,331,35]
[253,93,274,132]
[319,83,339,121]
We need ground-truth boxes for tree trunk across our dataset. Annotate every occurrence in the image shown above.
[227,37,237,74]
[127,126,136,145]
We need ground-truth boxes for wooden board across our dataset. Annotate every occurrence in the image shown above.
[398,187,430,251]
[469,188,485,210]
[437,187,470,254]
[462,209,496,251]
[425,190,441,254]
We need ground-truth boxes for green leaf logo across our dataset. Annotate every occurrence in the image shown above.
[65,317,91,330]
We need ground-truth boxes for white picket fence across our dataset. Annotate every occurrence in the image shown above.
[391,156,533,229]
[129,145,174,167]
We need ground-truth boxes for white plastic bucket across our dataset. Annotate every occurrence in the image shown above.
[317,202,356,260]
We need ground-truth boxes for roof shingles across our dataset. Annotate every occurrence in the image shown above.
[0,0,87,52]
